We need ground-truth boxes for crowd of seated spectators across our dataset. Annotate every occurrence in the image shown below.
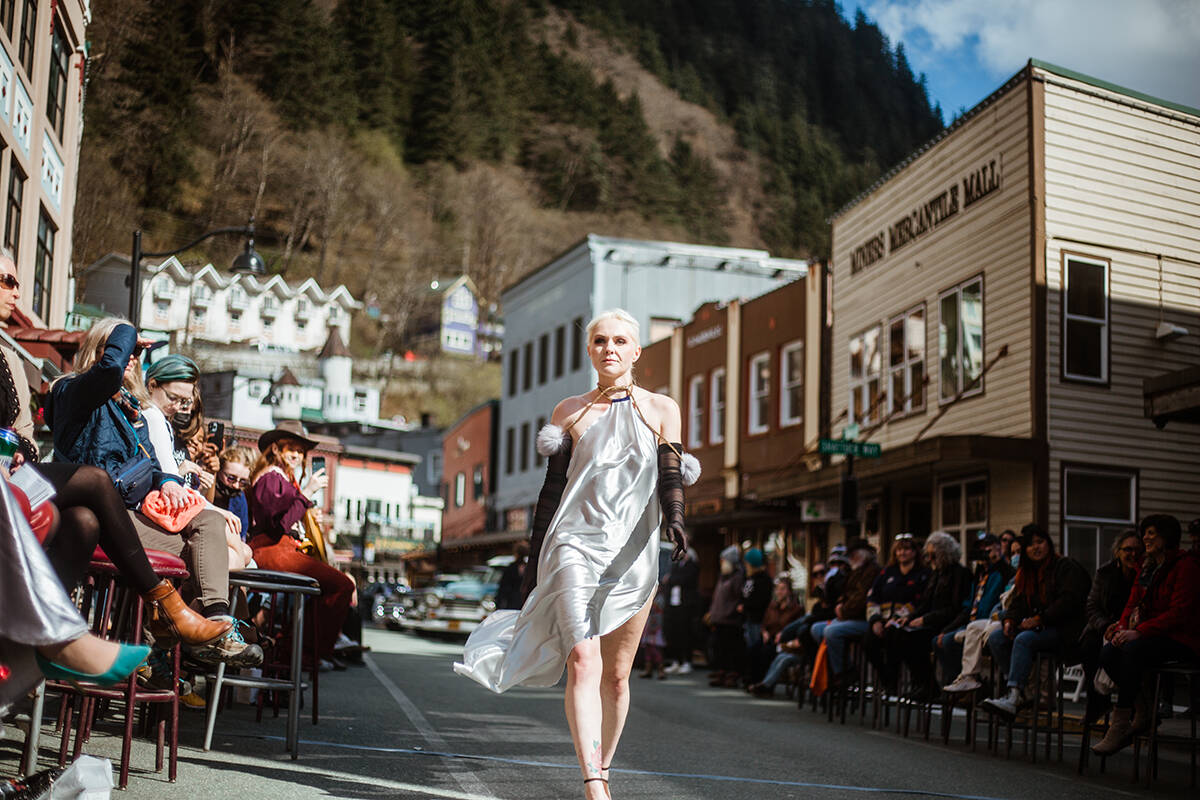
[1,302,359,734]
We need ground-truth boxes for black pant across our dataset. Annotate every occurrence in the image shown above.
[710,624,744,673]
[663,605,694,665]
[1099,635,1196,707]
[35,462,160,594]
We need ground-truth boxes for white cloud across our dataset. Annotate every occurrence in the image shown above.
[864,0,1200,108]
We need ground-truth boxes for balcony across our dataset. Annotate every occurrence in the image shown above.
[152,282,175,300]
[227,291,248,310]
[295,301,311,319]
[192,288,212,307]
[260,299,280,317]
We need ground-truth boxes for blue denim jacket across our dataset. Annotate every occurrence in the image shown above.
[45,323,180,493]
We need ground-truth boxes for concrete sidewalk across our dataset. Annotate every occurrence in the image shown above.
[1,630,484,800]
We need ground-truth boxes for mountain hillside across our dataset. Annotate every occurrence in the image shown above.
[75,0,943,424]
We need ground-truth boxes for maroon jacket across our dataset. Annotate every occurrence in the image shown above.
[1118,549,1200,656]
[247,468,312,544]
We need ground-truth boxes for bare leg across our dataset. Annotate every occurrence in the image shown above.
[599,595,654,784]
[564,637,607,799]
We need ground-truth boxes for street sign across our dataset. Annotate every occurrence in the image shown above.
[819,438,881,458]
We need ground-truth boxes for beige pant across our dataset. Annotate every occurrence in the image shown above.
[128,508,230,612]
[959,618,1003,676]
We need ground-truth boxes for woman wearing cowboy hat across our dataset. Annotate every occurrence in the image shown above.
[247,420,354,666]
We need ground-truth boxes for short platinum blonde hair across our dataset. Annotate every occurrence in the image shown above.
[924,531,962,569]
[585,309,640,346]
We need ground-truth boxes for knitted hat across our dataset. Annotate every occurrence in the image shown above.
[719,545,741,565]
[744,548,764,568]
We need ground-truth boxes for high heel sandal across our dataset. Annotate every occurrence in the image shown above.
[583,777,609,798]
[36,643,151,687]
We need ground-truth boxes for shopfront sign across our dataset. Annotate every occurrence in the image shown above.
[850,154,1003,275]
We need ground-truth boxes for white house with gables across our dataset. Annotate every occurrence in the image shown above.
[78,253,360,351]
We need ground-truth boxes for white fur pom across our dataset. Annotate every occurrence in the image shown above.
[536,423,569,457]
[680,452,701,486]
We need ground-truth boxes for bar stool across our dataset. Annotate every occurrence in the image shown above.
[45,546,187,789]
[1133,661,1199,788]
[202,569,321,759]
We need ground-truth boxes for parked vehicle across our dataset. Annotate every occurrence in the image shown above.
[394,557,512,636]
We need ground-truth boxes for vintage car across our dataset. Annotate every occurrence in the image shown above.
[392,556,513,636]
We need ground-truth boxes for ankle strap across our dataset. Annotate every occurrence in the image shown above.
[583,777,608,784]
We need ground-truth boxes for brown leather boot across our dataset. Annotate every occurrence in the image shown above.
[142,580,232,646]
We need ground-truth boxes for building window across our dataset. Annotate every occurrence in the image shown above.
[710,367,725,445]
[1063,255,1108,383]
[507,349,519,396]
[17,0,34,76]
[571,316,583,371]
[939,276,984,401]
[687,374,705,449]
[4,158,23,259]
[848,326,881,425]
[554,325,565,379]
[748,351,770,435]
[46,18,68,140]
[454,472,465,508]
[535,416,546,467]
[522,341,532,391]
[1063,466,1136,572]
[32,206,52,319]
[472,465,484,500]
[538,333,549,385]
[888,305,926,417]
[426,449,441,484]
[780,339,803,428]
[939,477,987,555]
[504,427,514,475]
[0,1,14,38]
[519,421,530,472]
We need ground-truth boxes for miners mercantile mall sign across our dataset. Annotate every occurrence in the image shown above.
[849,155,1003,275]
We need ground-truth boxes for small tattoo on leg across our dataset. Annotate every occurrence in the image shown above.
[588,740,603,776]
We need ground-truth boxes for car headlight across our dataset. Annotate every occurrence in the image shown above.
[424,595,441,609]
[481,596,496,613]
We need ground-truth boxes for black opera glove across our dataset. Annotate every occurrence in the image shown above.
[657,443,688,561]
[522,434,573,599]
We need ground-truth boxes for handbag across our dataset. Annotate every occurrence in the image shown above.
[140,487,206,532]
[113,454,156,507]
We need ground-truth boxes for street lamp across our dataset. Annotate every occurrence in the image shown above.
[128,217,266,321]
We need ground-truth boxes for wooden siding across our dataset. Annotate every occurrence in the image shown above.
[831,81,1034,450]
[989,461,1035,536]
[1041,69,1200,533]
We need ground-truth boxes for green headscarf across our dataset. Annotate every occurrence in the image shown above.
[144,353,199,384]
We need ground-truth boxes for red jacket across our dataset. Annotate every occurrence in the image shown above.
[1119,549,1200,656]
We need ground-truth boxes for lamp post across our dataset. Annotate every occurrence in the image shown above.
[128,218,266,322]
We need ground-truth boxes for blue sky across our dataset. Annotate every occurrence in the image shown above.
[855,0,1200,121]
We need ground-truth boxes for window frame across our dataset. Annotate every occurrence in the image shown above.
[779,338,804,428]
[709,367,725,445]
[522,341,532,392]
[571,316,583,372]
[46,16,69,141]
[537,333,549,385]
[1061,463,1137,572]
[687,373,705,449]
[1061,252,1111,386]
[887,303,926,418]
[32,204,53,320]
[937,274,985,404]
[17,0,34,76]
[747,351,770,436]
[454,472,466,508]
[553,325,565,379]
[507,348,519,396]
[5,156,23,260]
[0,1,14,39]
[504,427,514,475]
[472,465,484,500]
[937,474,989,558]
[848,324,882,426]
[519,421,530,472]
[534,416,546,467]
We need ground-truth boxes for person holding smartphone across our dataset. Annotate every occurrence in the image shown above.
[212,445,255,539]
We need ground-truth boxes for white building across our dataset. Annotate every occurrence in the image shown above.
[332,445,442,562]
[79,254,360,350]
[495,234,807,532]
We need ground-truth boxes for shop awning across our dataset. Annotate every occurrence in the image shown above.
[1144,366,1200,427]
[755,434,1043,500]
[439,530,527,552]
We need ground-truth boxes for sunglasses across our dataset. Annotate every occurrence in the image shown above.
[218,471,249,488]
[0,274,18,291]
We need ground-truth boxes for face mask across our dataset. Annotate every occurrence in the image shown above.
[1010,554,1020,568]
[172,411,192,429]
[214,480,238,499]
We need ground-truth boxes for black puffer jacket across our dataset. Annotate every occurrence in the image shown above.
[912,563,972,633]
[1005,556,1091,644]
[1083,558,1136,639]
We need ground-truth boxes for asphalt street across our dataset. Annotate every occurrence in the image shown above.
[5,627,1194,799]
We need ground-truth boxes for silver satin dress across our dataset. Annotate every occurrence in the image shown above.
[0,477,89,712]
[455,397,660,693]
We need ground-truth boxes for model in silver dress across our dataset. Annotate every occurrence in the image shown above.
[455,310,697,799]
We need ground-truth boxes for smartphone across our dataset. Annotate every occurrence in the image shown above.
[207,421,225,448]
[311,456,326,474]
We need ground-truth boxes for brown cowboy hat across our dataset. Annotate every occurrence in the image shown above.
[257,419,318,453]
